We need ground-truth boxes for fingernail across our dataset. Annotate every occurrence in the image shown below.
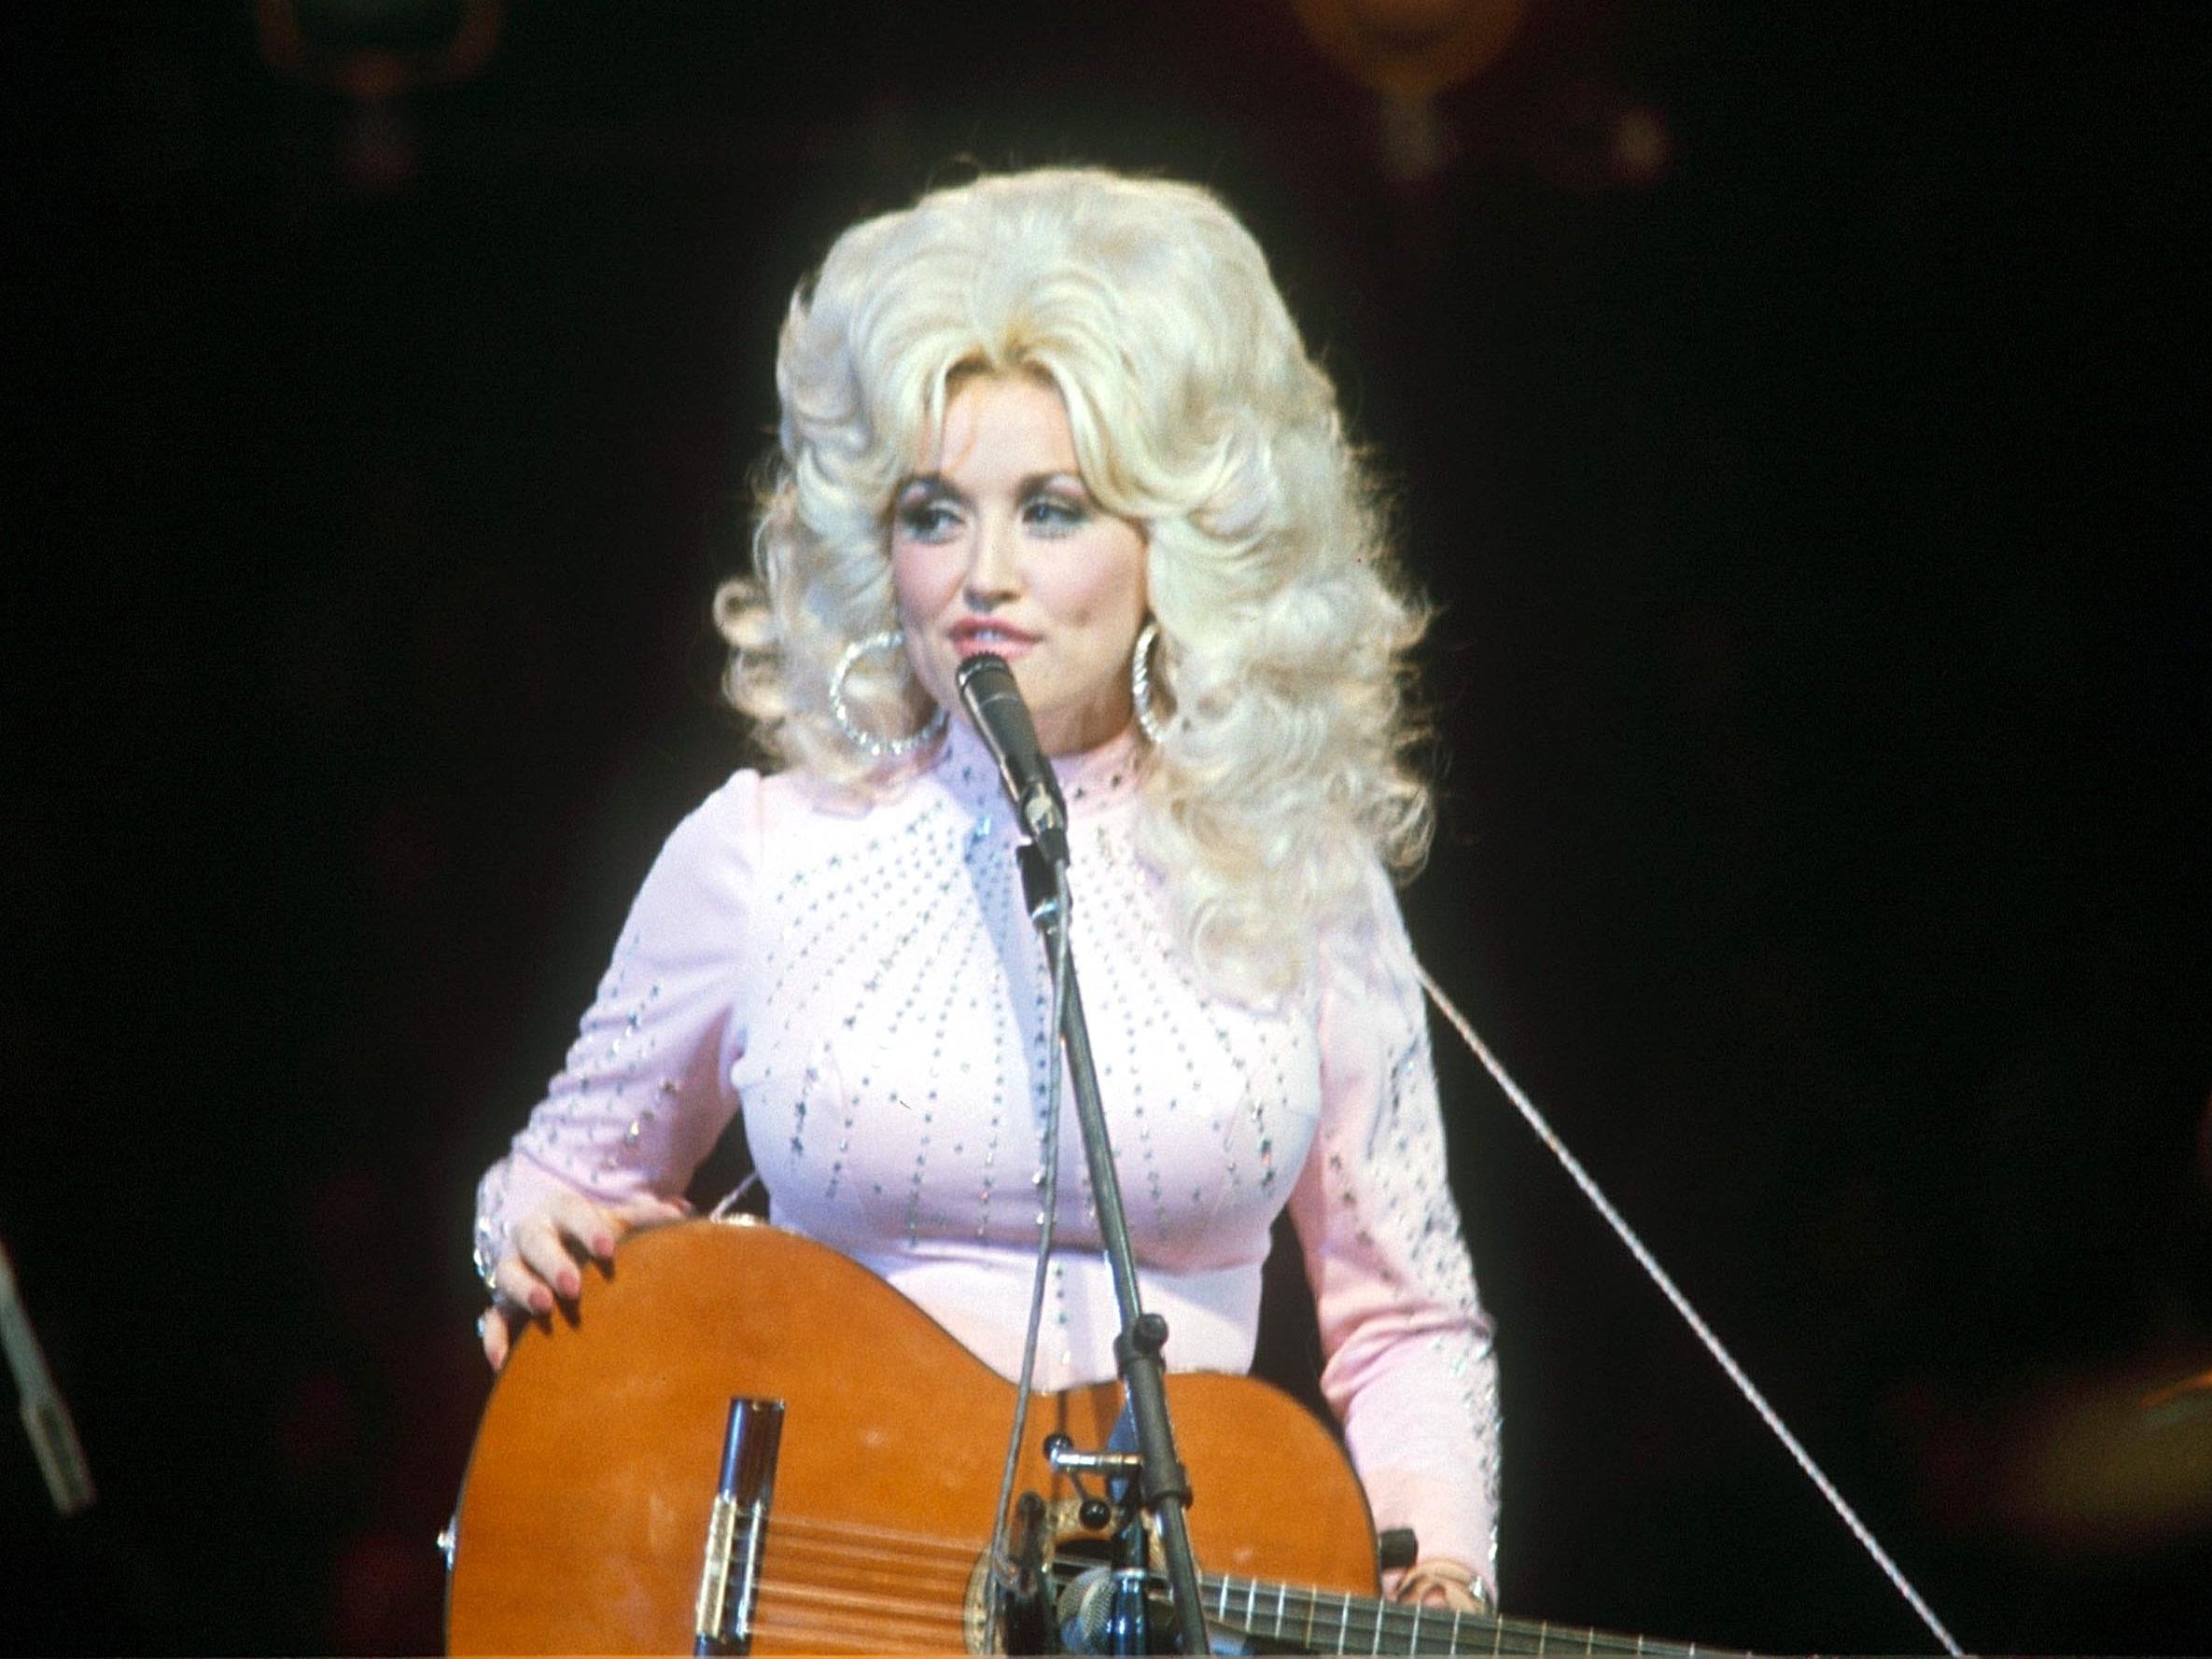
[558,1269,581,1298]
[528,1286,553,1315]
[593,1233,614,1258]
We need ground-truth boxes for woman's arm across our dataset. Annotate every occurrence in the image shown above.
[1288,865,1502,1605]
[474,771,768,1365]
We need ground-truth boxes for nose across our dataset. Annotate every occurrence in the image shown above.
[961,509,1022,608]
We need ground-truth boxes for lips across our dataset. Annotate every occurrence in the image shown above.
[948,620,1039,660]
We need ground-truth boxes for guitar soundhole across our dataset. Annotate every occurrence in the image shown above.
[959,1497,1125,1654]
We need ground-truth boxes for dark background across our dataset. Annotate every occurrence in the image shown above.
[6,2,2209,1652]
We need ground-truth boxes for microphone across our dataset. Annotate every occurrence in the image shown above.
[955,653,1070,866]
[1057,1567,1156,1655]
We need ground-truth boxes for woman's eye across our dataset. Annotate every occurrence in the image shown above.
[1023,494,1088,534]
[895,498,961,541]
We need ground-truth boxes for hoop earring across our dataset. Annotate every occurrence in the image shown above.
[829,630,946,760]
[1130,620,1169,746]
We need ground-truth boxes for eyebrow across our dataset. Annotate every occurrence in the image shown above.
[895,470,1089,500]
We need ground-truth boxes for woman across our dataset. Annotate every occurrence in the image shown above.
[472,167,1500,1610]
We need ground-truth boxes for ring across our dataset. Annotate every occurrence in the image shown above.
[476,1311,491,1340]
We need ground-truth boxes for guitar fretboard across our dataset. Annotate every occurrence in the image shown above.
[1199,1570,1738,1657]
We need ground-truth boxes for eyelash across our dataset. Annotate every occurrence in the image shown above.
[1022,493,1087,534]
[895,499,962,541]
[893,491,1090,541]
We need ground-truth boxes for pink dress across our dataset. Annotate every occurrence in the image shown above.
[475,721,1502,1589]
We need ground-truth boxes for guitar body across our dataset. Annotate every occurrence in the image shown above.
[446,1220,1381,1654]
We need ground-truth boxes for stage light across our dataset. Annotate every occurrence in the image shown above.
[255,0,501,104]
[1288,0,1529,100]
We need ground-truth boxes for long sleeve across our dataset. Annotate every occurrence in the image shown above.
[1287,868,1502,1598]
[472,772,765,1285]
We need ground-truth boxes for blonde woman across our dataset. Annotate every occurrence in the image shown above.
[473,167,1500,1610]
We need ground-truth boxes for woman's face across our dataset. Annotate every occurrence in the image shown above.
[891,372,1149,756]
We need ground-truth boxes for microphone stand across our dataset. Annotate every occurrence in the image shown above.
[1015,843,1210,1657]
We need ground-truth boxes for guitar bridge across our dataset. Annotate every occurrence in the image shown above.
[694,1397,784,1657]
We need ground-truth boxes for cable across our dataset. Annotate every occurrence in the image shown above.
[1416,963,1963,1655]
[982,872,1073,1633]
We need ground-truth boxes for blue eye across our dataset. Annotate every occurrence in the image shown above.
[1022,493,1088,535]
[895,496,962,542]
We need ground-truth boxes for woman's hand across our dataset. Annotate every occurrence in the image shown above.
[478,1190,693,1370]
[1393,1558,1491,1614]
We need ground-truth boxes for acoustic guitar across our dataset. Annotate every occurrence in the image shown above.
[446,1220,1733,1654]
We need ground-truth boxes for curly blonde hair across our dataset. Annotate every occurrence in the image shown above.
[716,167,1432,997]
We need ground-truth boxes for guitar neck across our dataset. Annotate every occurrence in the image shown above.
[1199,1570,1732,1656]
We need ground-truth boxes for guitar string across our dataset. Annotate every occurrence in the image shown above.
[761,1513,978,1564]
[738,1550,972,1652]
[744,1603,1651,1659]
[1257,1595,1719,1657]
[747,1561,1703,1659]
[1415,962,1964,1657]
[746,1609,950,1653]
[1209,1569,1690,1657]
[724,1516,1734,1658]
[755,1554,971,1592]
[747,1565,966,1619]
[745,1515,1693,1657]
[735,1550,971,1645]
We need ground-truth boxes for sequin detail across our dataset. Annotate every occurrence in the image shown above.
[473,722,1499,1582]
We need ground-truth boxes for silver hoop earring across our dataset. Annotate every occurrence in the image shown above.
[1130,620,1169,746]
[829,630,946,760]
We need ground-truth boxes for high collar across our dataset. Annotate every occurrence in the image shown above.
[932,717,1144,821]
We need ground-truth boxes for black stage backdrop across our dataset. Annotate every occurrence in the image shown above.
[5,4,2208,1652]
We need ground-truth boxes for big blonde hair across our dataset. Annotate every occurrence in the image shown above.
[716,167,1432,997]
